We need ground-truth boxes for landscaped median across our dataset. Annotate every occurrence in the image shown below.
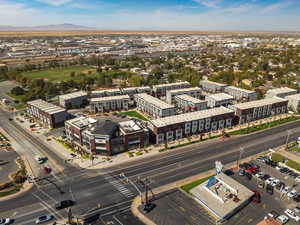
[180,175,214,194]
[271,152,300,172]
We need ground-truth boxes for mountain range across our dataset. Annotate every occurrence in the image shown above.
[0,23,95,31]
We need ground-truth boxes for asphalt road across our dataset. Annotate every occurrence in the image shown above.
[2,105,300,224]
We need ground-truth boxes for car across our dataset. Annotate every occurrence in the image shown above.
[43,166,51,174]
[143,203,156,213]
[282,186,291,194]
[293,194,300,202]
[55,200,75,210]
[276,182,285,190]
[268,210,279,219]
[0,218,11,225]
[276,215,289,224]
[284,209,300,221]
[280,167,289,173]
[265,177,275,184]
[258,182,264,188]
[295,176,300,182]
[275,165,282,170]
[255,172,264,178]
[294,206,300,213]
[271,179,280,187]
[261,174,270,181]
[35,155,45,164]
[287,190,298,198]
[239,169,245,176]
[35,215,54,224]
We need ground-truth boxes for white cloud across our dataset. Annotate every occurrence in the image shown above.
[35,0,73,6]
[260,0,293,13]
[193,0,222,9]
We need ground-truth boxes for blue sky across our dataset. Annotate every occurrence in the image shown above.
[1,0,300,31]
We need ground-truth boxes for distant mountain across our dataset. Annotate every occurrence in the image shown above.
[0,23,95,31]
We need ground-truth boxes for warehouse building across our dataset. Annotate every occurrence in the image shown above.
[266,87,297,99]
[174,94,207,112]
[27,99,68,128]
[205,93,234,108]
[65,117,148,155]
[59,91,88,109]
[152,81,190,97]
[134,93,176,118]
[190,173,254,222]
[90,95,130,113]
[285,93,300,112]
[224,86,257,101]
[148,107,234,144]
[166,87,201,104]
[199,80,228,93]
[229,97,288,124]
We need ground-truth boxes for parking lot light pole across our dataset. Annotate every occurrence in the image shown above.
[236,147,244,169]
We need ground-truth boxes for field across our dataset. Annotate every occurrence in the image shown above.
[120,111,149,121]
[23,66,97,82]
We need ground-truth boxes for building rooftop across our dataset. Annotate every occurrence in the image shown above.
[153,81,190,89]
[150,106,233,128]
[175,94,206,104]
[267,87,297,94]
[119,120,144,134]
[27,99,66,114]
[206,93,234,101]
[90,95,130,102]
[135,93,175,109]
[59,91,87,100]
[225,86,256,94]
[285,93,300,100]
[88,120,119,136]
[190,173,254,220]
[167,87,201,94]
[66,116,97,129]
[231,97,288,110]
[200,80,227,87]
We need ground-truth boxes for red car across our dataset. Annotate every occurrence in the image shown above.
[43,166,51,174]
[251,190,261,203]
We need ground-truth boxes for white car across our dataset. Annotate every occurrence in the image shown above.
[255,172,264,178]
[284,209,300,221]
[275,166,282,170]
[35,155,44,164]
[266,177,275,184]
[295,176,300,182]
[287,190,298,198]
[0,218,11,225]
[282,186,291,194]
[276,215,289,224]
[271,179,280,187]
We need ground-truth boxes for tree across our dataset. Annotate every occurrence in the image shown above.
[11,86,25,96]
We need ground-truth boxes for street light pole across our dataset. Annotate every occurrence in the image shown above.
[236,146,244,169]
[285,130,291,150]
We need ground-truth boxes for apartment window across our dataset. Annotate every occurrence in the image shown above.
[211,121,217,131]
[226,118,232,128]
[167,131,174,141]
[176,129,183,139]
[157,134,164,144]
[218,120,225,129]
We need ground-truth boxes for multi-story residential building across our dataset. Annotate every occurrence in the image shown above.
[152,81,191,97]
[166,87,201,104]
[224,86,257,101]
[174,94,207,112]
[199,80,228,93]
[27,99,68,128]
[90,89,121,98]
[90,95,130,113]
[59,91,88,109]
[285,93,300,112]
[90,90,107,98]
[134,93,176,118]
[229,97,288,124]
[266,87,297,99]
[65,117,148,155]
[205,93,234,108]
[90,87,151,99]
[148,107,234,144]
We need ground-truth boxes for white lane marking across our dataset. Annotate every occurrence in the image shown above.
[15,218,36,225]
[36,188,58,203]
[104,176,135,198]
[113,215,124,225]
[13,204,46,219]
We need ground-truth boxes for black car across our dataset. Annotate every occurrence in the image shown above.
[280,168,289,173]
[293,194,300,202]
[261,174,270,181]
[55,200,75,210]
[143,203,156,213]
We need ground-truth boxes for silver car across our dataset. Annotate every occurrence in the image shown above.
[35,215,54,224]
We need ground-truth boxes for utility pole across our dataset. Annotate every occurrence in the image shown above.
[285,130,291,150]
[119,173,143,203]
[236,147,244,169]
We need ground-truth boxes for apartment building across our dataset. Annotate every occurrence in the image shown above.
[65,117,148,155]
[134,93,176,118]
[91,89,121,98]
[229,97,288,124]
[285,93,300,112]
[205,93,234,108]
[224,86,257,101]
[90,95,130,113]
[59,91,88,109]
[199,80,228,93]
[266,87,297,99]
[90,87,151,99]
[149,107,234,144]
[152,81,191,97]
[166,87,201,104]
[27,99,68,128]
[174,94,207,112]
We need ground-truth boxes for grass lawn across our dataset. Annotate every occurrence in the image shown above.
[23,66,97,82]
[6,92,25,102]
[0,188,19,198]
[120,111,149,121]
[181,175,214,194]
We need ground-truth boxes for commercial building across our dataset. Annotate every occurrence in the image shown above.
[266,87,297,99]
[90,95,130,113]
[65,117,148,155]
[190,173,254,222]
[166,87,201,104]
[229,97,288,124]
[224,86,257,101]
[58,91,88,109]
[148,107,234,144]
[285,93,300,112]
[27,99,68,128]
[152,81,190,97]
[199,80,228,93]
[174,94,207,112]
[134,93,176,118]
[205,93,234,108]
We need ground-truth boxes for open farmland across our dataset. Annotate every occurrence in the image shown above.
[23,66,97,82]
